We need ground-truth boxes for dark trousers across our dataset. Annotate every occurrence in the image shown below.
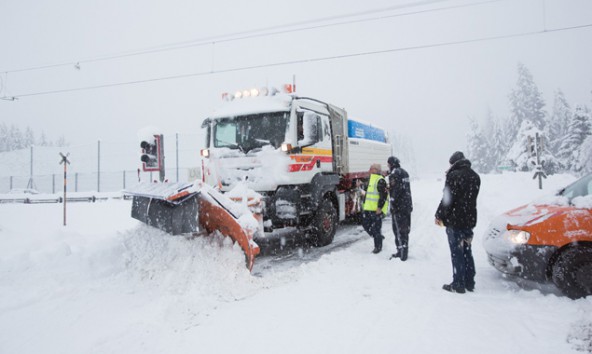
[446,227,476,289]
[362,211,383,249]
[391,212,411,251]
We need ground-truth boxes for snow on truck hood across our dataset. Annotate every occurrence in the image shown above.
[209,145,293,192]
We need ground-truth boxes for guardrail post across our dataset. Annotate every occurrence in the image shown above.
[26,145,35,190]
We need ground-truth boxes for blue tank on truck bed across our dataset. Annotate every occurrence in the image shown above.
[347,119,388,143]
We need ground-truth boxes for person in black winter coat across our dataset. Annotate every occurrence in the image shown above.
[387,156,413,261]
[435,151,481,294]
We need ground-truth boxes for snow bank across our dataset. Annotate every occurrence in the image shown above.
[1,172,590,354]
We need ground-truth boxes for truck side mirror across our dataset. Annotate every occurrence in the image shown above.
[300,112,320,146]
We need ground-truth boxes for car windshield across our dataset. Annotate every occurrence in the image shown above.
[559,173,592,201]
[213,112,289,153]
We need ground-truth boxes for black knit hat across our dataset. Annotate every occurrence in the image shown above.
[449,151,465,165]
[387,156,400,167]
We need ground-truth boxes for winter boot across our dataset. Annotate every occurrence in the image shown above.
[442,283,465,294]
[390,248,401,260]
[400,245,408,261]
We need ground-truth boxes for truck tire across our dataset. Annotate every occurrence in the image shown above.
[310,198,337,247]
[551,247,592,299]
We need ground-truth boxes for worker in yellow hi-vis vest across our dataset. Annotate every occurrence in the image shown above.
[361,163,389,254]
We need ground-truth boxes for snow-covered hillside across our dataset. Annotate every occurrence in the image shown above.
[1,172,591,354]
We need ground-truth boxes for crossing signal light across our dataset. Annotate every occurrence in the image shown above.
[140,135,162,172]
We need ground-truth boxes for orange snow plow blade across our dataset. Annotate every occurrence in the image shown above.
[127,181,261,271]
[198,197,260,270]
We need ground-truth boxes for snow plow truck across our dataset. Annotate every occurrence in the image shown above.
[127,85,392,270]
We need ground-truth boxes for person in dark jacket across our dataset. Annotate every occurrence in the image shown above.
[362,163,389,254]
[435,151,481,294]
[387,156,413,261]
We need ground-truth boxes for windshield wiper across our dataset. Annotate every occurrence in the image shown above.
[215,138,244,152]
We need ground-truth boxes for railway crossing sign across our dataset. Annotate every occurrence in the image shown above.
[59,152,70,226]
[529,133,547,190]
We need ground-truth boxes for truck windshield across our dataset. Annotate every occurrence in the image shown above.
[213,112,289,152]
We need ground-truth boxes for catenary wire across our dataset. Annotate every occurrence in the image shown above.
[8,22,592,99]
[1,0,501,74]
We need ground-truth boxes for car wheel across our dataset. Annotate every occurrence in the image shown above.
[310,198,337,247]
[551,247,592,299]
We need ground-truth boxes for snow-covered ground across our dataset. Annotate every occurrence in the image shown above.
[1,172,591,354]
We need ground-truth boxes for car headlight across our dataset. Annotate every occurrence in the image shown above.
[504,229,531,244]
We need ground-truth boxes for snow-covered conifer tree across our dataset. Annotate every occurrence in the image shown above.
[508,63,547,141]
[8,125,24,151]
[466,117,491,172]
[38,131,49,146]
[491,119,509,168]
[0,123,8,152]
[24,127,35,148]
[55,135,68,147]
[558,105,591,172]
[483,108,504,171]
[578,135,592,174]
[547,89,571,156]
[505,120,538,171]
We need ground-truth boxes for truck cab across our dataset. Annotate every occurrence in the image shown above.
[200,88,390,247]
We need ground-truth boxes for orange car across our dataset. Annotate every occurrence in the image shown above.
[483,173,592,299]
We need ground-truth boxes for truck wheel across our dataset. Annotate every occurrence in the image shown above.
[551,247,592,299]
[310,199,337,247]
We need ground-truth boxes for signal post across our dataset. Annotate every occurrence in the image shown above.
[140,134,165,182]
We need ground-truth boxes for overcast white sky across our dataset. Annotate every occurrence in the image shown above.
[1,0,592,174]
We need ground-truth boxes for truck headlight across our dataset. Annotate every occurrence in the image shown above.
[200,149,210,158]
[504,230,530,244]
[280,143,292,153]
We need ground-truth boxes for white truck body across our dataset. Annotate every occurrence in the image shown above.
[201,93,391,245]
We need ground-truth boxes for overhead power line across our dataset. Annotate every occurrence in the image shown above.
[1,0,501,74]
[7,22,592,99]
